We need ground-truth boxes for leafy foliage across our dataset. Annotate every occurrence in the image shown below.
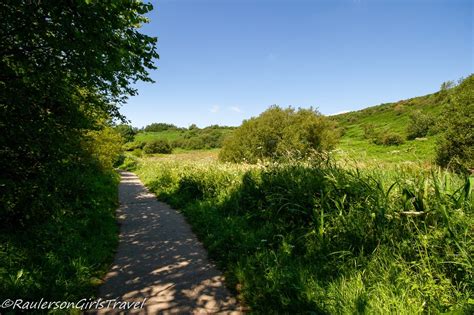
[143,139,173,154]
[144,123,180,132]
[373,132,405,146]
[219,106,338,163]
[406,110,435,140]
[435,75,474,173]
[1,0,158,225]
[85,125,124,169]
[115,124,137,143]
[0,0,157,301]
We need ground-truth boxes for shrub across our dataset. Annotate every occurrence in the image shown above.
[362,123,376,140]
[374,132,405,146]
[123,141,145,151]
[435,75,474,172]
[406,110,434,140]
[120,154,139,171]
[131,149,143,157]
[84,125,124,170]
[219,106,339,163]
[143,139,172,154]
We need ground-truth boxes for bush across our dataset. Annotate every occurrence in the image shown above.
[435,75,474,173]
[120,154,139,171]
[84,125,124,170]
[374,132,405,146]
[219,106,339,163]
[143,139,173,154]
[123,141,145,151]
[362,123,376,140]
[406,110,434,140]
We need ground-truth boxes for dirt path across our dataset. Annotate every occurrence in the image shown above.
[96,171,241,314]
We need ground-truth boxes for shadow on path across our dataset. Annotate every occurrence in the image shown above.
[94,171,242,314]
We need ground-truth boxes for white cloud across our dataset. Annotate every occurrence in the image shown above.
[229,106,242,113]
[210,105,220,113]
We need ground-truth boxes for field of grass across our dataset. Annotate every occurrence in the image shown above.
[123,152,473,314]
[135,130,184,142]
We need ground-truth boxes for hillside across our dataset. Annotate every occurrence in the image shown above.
[128,125,235,152]
[127,82,462,165]
[333,90,449,165]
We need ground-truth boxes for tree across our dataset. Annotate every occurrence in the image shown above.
[435,75,474,173]
[0,0,158,226]
[440,80,455,91]
[115,124,136,143]
[406,110,434,140]
[144,123,180,132]
[219,106,338,163]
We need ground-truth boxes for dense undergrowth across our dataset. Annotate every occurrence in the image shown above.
[129,156,473,314]
[1,0,157,306]
[0,166,119,301]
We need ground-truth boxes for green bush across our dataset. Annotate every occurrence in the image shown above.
[435,75,474,173]
[362,123,376,140]
[143,139,173,154]
[219,106,339,163]
[374,132,405,146]
[120,154,139,171]
[406,110,434,140]
[123,141,145,151]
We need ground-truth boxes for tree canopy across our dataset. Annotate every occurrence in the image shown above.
[0,0,158,226]
[219,106,339,163]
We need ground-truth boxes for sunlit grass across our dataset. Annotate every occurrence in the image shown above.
[128,154,473,314]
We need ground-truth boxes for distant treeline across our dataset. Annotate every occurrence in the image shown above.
[142,122,235,133]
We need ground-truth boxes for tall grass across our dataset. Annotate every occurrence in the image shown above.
[0,168,119,301]
[132,156,473,314]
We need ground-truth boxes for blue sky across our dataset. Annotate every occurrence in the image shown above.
[122,0,473,128]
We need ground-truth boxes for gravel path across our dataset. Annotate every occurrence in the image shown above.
[96,171,241,314]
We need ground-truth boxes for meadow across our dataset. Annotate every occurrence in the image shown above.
[117,80,473,313]
[122,150,473,314]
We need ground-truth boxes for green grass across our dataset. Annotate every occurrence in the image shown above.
[0,168,119,302]
[336,137,437,166]
[130,156,473,314]
[333,91,447,165]
[135,130,184,142]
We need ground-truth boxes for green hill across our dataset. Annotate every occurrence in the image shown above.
[128,125,235,152]
[333,89,450,165]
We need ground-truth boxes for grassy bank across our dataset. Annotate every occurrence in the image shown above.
[129,155,473,313]
[0,168,119,301]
